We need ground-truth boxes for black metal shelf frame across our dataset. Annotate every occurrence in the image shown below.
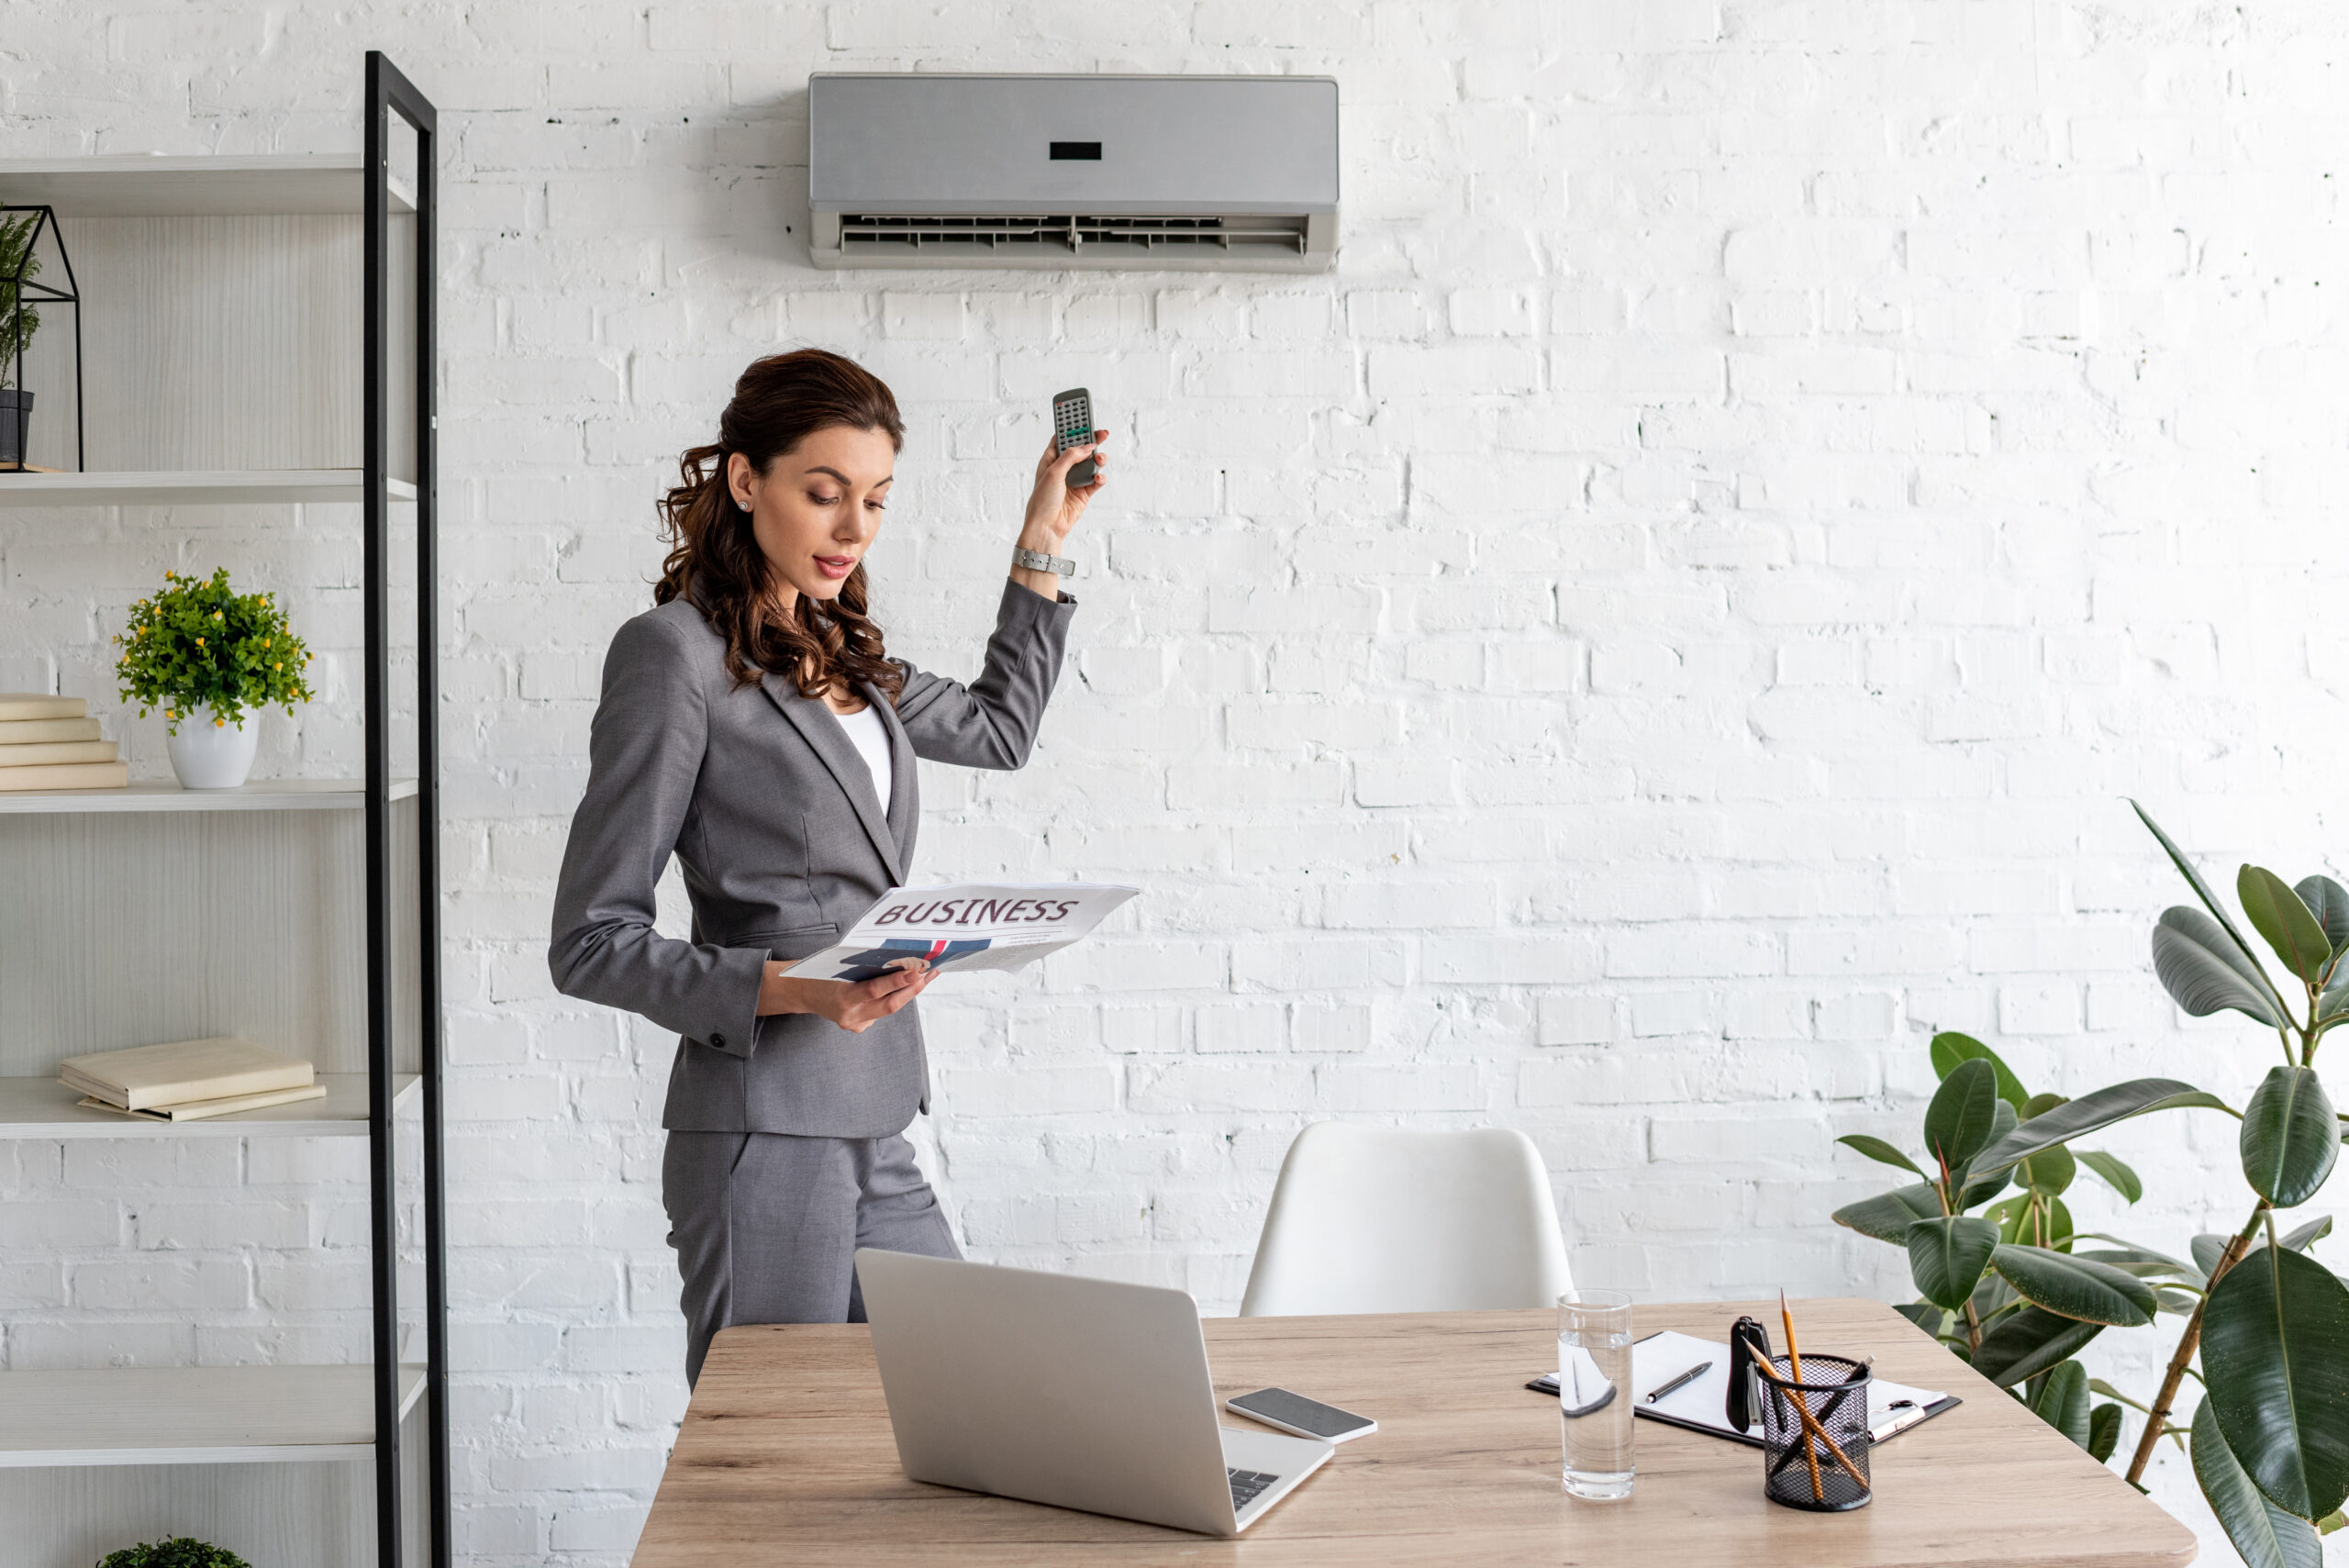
[364,50,446,1568]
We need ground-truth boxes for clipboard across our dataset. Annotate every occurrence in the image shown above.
[1527,1329,1962,1447]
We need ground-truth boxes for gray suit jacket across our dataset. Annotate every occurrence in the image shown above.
[549,580,1075,1137]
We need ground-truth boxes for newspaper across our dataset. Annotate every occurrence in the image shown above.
[781,882,1140,983]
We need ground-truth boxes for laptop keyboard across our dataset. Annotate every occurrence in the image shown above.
[1229,1467,1280,1511]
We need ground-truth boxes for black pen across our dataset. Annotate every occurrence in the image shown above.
[1642,1361,1712,1404]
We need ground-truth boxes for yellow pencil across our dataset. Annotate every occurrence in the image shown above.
[1782,1289,1824,1502]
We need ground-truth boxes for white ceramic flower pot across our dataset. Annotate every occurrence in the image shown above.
[167,711,259,790]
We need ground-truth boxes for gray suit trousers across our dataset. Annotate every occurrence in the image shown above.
[662,1129,961,1385]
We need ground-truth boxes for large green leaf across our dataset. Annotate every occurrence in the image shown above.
[1969,1305,2103,1386]
[1973,1077,2234,1175]
[1892,1300,1947,1337]
[1832,1183,1943,1244]
[2193,1396,2326,1568]
[2243,1066,2341,1209]
[2077,1149,2143,1203]
[2295,875,2349,958]
[1925,1057,2001,1176]
[2075,1241,2199,1277]
[2020,1142,2077,1198]
[2203,1242,2349,1519]
[2244,865,2336,987]
[2073,1233,2198,1274]
[1836,1134,1923,1178]
[1955,1100,2019,1207]
[2154,907,2287,1028]
[1984,1192,2074,1251]
[1955,1161,2013,1212]
[1931,1031,2030,1108]
[1908,1216,1999,1311]
[2029,1358,2091,1449]
[2282,1215,2334,1254]
[1991,1244,2157,1326]
[2133,799,2293,1019]
[2087,1401,2122,1462]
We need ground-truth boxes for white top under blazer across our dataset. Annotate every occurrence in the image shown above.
[832,701,893,811]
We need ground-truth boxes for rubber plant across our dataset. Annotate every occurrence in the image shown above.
[1838,803,2349,1566]
[1831,1029,2223,1460]
[2119,801,2349,1566]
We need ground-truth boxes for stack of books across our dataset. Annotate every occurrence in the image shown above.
[0,693,128,791]
[60,1037,327,1122]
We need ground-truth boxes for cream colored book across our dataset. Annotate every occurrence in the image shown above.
[0,717,101,744]
[59,1037,315,1111]
[0,761,128,792]
[76,1083,329,1122]
[0,694,86,722]
[0,740,118,768]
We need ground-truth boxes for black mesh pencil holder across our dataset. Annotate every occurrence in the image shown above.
[1756,1353,1872,1512]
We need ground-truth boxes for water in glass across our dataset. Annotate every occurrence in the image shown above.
[1557,1289,1634,1500]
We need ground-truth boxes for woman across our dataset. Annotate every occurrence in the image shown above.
[549,348,1103,1385]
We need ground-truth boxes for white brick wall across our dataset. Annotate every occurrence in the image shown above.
[6,1,2348,1562]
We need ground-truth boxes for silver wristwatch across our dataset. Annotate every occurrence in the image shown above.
[1012,545,1076,578]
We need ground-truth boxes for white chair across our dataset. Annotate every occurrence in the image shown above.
[1239,1122,1575,1317]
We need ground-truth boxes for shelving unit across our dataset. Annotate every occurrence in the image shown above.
[0,1365,430,1467]
[0,54,444,1568]
[0,777,416,813]
[0,1073,417,1139]
[0,154,417,217]
[0,470,417,506]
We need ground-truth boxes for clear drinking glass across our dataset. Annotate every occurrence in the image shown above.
[1557,1288,1634,1500]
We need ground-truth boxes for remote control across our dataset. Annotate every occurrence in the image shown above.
[1052,387,1097,486]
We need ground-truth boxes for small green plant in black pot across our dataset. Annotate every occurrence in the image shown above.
[97,1540,251,1568]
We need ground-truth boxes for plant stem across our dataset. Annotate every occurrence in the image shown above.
[1962,1296,1983,1356]
[2123,1201,2270,1486]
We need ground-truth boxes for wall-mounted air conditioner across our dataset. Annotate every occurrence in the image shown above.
[807,73,1339,272]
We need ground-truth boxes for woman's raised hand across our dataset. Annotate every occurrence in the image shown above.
[1022,428,1108,550]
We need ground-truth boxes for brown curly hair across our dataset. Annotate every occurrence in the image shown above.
[655,349,907,703]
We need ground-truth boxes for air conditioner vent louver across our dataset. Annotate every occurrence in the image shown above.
[838,213,1313,257]
[808,74,1339,272]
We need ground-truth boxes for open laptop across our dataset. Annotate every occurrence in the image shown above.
[855,1249,1335,1537]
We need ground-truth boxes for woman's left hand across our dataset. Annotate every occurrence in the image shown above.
[1020,428,1108,552]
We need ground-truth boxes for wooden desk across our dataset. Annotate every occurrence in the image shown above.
[632,1296,2196,1567]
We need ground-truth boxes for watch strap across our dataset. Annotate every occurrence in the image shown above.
[1013,545,1076,578]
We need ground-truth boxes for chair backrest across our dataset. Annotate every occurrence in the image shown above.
[1238,1122,1575,1318]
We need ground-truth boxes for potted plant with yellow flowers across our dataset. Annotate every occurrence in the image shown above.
[114,568,315,790]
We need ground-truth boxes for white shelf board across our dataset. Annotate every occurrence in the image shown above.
[0,1363,428,1467]
[0,154,416,217]
[0,1073,418,1140]
[0,470,417,507]
[0,777,417,814]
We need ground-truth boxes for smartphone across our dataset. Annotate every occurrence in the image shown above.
[1052,386,1097,486]
[1224,1386,1377,1443]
